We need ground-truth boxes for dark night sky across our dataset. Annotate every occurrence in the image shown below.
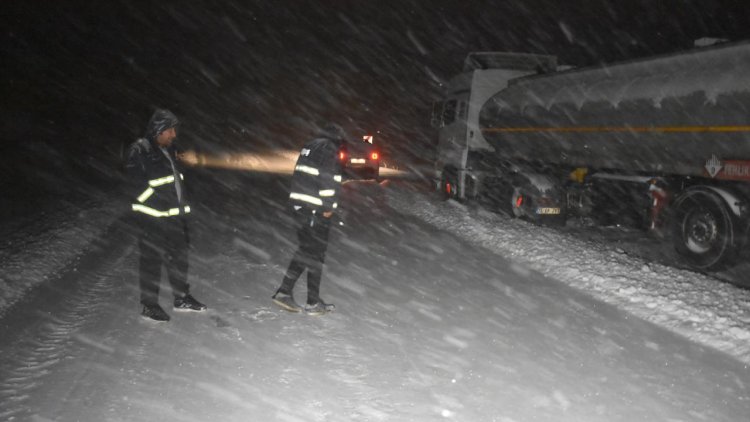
[2,0,750,193]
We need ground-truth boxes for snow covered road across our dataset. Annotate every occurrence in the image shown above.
[1,171,749,421]
[390,186,750,365]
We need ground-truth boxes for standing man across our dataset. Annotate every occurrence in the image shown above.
[126,109,206,322]
[272,123,345,316]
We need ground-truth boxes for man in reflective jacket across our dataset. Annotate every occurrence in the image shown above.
[125,109,206,322]
[272,123,345,316]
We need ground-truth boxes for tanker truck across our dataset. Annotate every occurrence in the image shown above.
[432,40,750,270]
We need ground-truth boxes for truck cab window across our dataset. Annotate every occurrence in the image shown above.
[442,100,457,126]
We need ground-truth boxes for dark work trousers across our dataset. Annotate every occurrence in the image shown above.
[137,216,190,305]
[279,211,332,304]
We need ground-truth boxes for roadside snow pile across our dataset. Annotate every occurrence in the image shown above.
[389,189,750,365]
[0,200,119,316]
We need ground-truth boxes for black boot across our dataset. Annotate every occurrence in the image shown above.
[272,291,302,313]
[142,303,170,322]
[304,299,335,316]
[174,294,207,312]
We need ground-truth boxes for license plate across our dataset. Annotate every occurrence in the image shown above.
[350,158,366,164]
[536,207,561,215]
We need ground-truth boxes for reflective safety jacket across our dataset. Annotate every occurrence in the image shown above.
[125,138,190,218]
[289,136,342,214]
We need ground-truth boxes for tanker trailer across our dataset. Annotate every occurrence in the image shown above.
[476,40,750,270]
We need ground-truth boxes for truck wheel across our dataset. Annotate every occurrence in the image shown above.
[671,188,739,271]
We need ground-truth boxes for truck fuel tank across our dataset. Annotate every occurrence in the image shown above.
[479,40,750,178]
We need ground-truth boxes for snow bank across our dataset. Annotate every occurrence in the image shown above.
[389,189,750,365]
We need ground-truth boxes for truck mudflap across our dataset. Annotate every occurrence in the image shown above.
[440,168,476,202]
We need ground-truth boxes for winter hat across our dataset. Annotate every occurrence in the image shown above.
[145,109,180,141]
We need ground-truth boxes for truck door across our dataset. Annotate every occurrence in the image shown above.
[432,95,470,199]
[435,96,470,170]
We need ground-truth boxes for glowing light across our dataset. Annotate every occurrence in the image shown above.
[178,149,410,179]
[180,150,298,174]
[378,167,407,177]
[371,152,379,160]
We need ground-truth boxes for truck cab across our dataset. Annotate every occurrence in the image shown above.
[431,52,557,200]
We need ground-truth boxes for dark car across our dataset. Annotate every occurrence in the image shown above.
[340,135,380,180]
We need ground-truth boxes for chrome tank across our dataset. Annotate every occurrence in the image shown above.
[479,41,750,177]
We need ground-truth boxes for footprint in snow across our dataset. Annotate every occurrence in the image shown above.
[241,308,278,322]
[209,315,232,328]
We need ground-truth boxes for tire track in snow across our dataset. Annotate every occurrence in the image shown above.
[0,222,131,419]
[291,315,396,421]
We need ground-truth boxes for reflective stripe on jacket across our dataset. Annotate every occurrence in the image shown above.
[289,137,342,212]
[132,173,191,217]
[125,138,190,218]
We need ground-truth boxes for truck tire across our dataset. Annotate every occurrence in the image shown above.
[671,188,740,271]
